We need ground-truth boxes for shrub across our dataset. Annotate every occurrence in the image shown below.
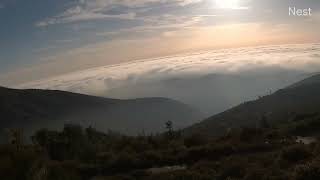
[219,163,246,180]
[281,145,312,163]
[294,163,320,180]
[184,134,209,148]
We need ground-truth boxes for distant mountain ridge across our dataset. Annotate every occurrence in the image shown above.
[0,87,204,137]
[286,74,320,89]
[106,71,306,116]
[184,74,320,136]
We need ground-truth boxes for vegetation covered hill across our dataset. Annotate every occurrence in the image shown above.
[0,87,203,137]
[184,74,320,136]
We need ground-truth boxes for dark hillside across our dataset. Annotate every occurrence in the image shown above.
[185,74,320,136]
[0,87,203,137]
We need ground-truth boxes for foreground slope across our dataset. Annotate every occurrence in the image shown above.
[185,74,320,136]
[0,87,203,136]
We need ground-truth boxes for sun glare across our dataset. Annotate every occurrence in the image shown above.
[215,0,239,9]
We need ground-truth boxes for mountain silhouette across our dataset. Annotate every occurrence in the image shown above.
[105,71,307,116]
[184,74,320,136]
[0,87,204,138]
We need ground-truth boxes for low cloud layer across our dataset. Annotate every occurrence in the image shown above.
[17,43,320,114]
[18,43,320,90]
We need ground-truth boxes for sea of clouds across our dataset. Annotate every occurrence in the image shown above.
[18,43,320,115]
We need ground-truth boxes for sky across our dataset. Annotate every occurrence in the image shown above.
[0,0,320,86]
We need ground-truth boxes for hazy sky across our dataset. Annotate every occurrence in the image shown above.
[0,0,319,86]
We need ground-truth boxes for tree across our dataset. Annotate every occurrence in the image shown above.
[32,129,66,160]
[62,124,87,159]
[259,114,270,129]
[7,128,24,151]
[165,121,174,140]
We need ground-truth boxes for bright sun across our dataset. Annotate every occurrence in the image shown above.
[215,0,239,9]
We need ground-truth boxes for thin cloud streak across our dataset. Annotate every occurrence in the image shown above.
[35,0,204,27]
